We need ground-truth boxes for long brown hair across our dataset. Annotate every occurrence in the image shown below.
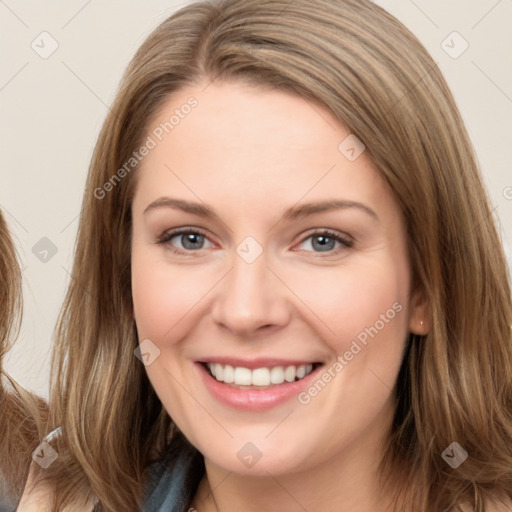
[0,211,48,502]
[34,0,512,510]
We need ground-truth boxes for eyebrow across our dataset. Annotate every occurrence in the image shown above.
[143,197,379,223]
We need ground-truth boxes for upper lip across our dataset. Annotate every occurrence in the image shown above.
[197,357,322,369]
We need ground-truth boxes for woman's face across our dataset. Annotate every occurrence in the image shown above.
[131,80,427,476]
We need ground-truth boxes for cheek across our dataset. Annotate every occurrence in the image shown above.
[287,256,409,355]
[131,247,206,342]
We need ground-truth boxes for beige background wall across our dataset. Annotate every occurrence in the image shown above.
[1,0,511,399]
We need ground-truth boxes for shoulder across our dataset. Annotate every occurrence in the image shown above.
[458,495,512,512]
[487,496,512,512]
[16,460,96,512]
[16,461,55,512]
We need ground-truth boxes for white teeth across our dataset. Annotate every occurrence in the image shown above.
[284,366,296,382]
[214,363,223,381]
[252,367,270,386]
[234,367,252,385]
[270,366,285,384]
[223,364,234,383]
[206,362,315,386]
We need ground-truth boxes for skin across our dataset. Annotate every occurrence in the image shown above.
[130,79,430,512]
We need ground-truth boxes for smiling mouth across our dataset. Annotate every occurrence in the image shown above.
[200,361,324,389]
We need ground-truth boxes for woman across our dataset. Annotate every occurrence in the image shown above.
[0,211,48,511]
[19,0,512,510]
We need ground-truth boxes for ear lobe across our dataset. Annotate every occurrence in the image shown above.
[408,285,431,335]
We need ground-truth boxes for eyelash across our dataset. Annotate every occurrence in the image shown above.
[156,227,354,256]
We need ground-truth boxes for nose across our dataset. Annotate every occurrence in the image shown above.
[210,244,291,337]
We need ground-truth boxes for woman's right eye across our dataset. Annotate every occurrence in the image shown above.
[157,228,214,254]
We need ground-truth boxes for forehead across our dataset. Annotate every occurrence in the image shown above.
[144,80,351,162]
[132,81,395,222]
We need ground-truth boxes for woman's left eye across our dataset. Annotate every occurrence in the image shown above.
[157,228,353,255]
[296,230,354,254]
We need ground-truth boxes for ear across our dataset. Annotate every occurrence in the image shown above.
[407,284,431,335]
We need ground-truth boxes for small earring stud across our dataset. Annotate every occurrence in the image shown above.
[420,321,424,326]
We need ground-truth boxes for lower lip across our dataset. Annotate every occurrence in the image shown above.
[195,362,323,411]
